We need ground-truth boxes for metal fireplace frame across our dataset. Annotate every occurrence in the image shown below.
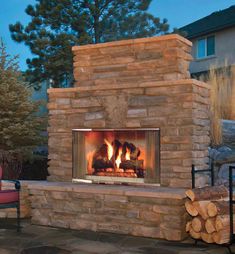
[72,128,160,185]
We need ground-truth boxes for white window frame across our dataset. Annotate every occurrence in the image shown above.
[196,35,215,59]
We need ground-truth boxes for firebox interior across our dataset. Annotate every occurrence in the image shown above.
[72,128,160,184]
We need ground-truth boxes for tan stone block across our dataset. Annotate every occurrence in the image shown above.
[84,119,106,128]
[160,227,186,241]
[49,92,76,99]
[93,64,127,73]
[85,111,105,120]
[129,95,167,106]
[139,211,161,223]
[104,195,128,203]
[169,178,191,188]
[132,225,161,238]
[163,73,184,81]
[127,109,147,118]
[140,117,167,127]
[70,219,97,231]
[153,205,185,215]
[136,51,163,60]
[72,98,100,108]
[161,151,192,159]
[56,98,71,105]
[162,136,191,144]
[125,119,141,128]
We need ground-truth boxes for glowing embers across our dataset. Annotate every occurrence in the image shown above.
[87,138,145,178]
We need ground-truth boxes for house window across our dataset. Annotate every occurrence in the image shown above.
[197,36,215,59]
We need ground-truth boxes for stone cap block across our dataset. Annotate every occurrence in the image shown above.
[27,181,186,199]
[72,34,192,52]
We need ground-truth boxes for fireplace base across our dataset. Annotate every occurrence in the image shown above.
[28,182,188,241]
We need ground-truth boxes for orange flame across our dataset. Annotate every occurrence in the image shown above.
[125,147,131,161]
[87,150,95,174]
[115,147,122,169]
[104,139,113,160]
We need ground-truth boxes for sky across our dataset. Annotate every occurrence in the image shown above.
[1,0,235,71]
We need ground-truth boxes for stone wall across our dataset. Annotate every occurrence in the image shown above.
[47,34,210,188]
[72,34,192,87]
[28,182,188,241]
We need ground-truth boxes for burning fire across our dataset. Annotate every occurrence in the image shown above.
[115,147,122,169]
[104,139,113,160]
[125,147,131,161]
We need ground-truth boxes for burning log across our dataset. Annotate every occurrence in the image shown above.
[91,138,144,177]
[122,142,140,161]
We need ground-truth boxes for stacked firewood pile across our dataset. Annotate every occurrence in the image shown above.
[185,185,233,244]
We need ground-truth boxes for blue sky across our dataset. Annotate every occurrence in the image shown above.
[1,0,235,70]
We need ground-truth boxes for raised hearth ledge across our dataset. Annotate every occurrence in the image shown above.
[48,78,210,94]
[27,181,186,199]
[72,34,192,51]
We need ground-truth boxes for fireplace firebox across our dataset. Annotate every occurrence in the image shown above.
[72,128,160,184]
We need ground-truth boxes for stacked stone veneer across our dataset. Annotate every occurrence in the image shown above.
[29,182,188,241]
[47,34,210,188]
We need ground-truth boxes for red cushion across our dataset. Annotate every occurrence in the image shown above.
[0,190,19,204]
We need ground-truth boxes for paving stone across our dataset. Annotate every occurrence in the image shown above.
[68,240,120,253]
[0,220,235,254]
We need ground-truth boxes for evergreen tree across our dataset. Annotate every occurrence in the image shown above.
[0,40,45,178]
[9,0,169,88]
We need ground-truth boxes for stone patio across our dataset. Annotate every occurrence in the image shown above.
[0,219,233,254]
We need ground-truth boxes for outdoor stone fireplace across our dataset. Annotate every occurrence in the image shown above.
[28,34,211,241]
[47,34,210,188]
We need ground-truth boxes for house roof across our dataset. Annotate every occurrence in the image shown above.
[180,5,235,39]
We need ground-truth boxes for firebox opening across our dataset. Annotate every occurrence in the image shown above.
[72,128,160,184]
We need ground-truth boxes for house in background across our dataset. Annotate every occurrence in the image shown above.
[179,5,235,119]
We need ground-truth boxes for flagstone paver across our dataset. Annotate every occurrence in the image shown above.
[0,219,234,254]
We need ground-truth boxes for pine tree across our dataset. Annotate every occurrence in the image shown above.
[9,0,169,88]
[0,40,45,178]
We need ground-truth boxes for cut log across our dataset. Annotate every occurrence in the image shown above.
[215,215,235,232]
[189,228,201,239]
[205,218,216,233]
[185,200,198,217]
[193,201,210,220]
[207,201,232,217]
[212,230,230,244]
[191,216,205,232]
[119,160,143,170]
[185,185,228,202]
[186,221,192,232]
[201,231,214,243]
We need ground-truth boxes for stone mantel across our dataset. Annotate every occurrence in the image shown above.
[48,79,210,94]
